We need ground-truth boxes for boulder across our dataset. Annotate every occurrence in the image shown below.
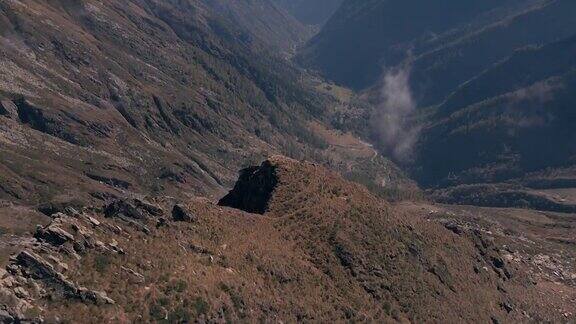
[34,225,74,246]
[15,251,81,298]
[87,216,100,227]
[104,199,143,219]
[444,222,464,235]
[78,287,115,305]
[16,251,63,281]
[37,201,84,217]
[63,206,81,217]
[116,214,151,234]
[156,217,168,228]
[108,239,125,254]
[0,286,36,322]
[0,309,14,323]
[47,256,69,273]
[134,199,164,216]
[13,287,29,300]
[15,251,114,305]
[172,204,196,222]
[0,99,17,118]
[120,266,145,283]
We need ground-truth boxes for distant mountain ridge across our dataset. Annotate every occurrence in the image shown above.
[271,0,344,26]
[415,34,576,187]
[297,0,576,209]
[298,0,539,90]
[410,0,576,108]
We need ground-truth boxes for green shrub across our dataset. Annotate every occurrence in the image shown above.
[166,279,188,294]
[168,305,192,323]
[193,297,209,315]
[94,254,111,272]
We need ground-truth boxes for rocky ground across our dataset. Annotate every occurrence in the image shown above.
[0,157,574,322]
[1,1,574,322]
[403,202,576,321]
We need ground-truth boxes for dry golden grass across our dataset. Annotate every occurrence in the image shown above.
[2,157,572,322]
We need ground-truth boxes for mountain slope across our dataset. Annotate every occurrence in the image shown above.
[298,0,534,89]
[414,36,576,188]
[219,157,508,322]
[297,0,576,206]
[271,0,344,26]
[439,33,576,114]
[410,0,576,108]
[2,157,571,322]
[203,0,314,55]
[0,0,410,207]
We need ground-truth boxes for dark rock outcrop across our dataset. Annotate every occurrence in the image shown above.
[37,201,85,217]
[14,98,81,145]
[104,200,144,219]
[218,159,279,214]
[14,251,114,304]
[0,309,14,323]
[156,217,168,228]
[444,222,464,235]
[85,173,131,190]
[134,199,164,217]
[34,225,74,246]
[172,204,196,222]
[104,198,163,220]
[116,215,151,234]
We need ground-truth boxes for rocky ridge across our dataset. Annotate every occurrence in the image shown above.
[0,157,574,322]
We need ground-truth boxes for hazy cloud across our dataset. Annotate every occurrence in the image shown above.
[505,79,562,129]
[510,80,560,103]
[373,64,421,162]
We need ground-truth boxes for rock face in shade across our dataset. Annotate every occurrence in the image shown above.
[0,99,17,118]
[218,158,281,214]
[171,204,196,222]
